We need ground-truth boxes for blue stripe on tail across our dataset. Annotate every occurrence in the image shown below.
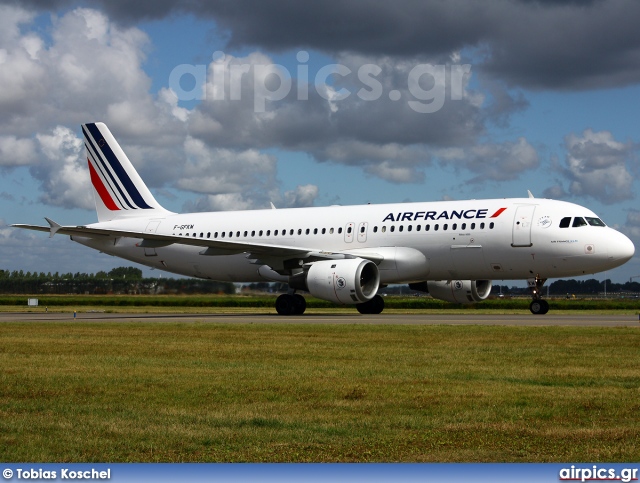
[84,123,153,210]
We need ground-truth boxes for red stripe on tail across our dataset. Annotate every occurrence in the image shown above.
[88,159,120,211]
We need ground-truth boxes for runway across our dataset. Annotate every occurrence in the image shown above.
[1,311,638,327]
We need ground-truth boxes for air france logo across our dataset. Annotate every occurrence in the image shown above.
[336,277,347,289]
[382,207,506,223]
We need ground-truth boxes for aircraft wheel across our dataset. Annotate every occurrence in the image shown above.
[539,299,549,314]
[292,294,306,315]
[356,302,371,314]
[529,299,549,315]
[356,295,385,315]
[370,294,385,314]
[275,294,296,316]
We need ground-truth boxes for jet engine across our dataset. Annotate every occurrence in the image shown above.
[291,258,380,304]
[425,280,492,304]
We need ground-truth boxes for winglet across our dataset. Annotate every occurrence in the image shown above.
[44,217,61,238]
[270,202,277,210]
[527,190,535,199]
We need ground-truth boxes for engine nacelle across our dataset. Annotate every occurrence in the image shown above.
[303,258,380,305]
[426,280,492,304]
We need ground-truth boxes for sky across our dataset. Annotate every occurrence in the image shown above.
[0,0,639,285]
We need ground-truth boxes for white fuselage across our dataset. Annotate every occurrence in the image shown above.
[71,197,635,284]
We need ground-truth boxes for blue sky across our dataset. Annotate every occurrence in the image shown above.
[1,0,639,285]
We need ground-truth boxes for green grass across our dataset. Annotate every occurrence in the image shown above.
[1,322,639,462]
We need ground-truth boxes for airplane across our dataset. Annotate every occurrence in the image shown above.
[12,122,635,315]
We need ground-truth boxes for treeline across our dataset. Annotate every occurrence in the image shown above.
[493,278,640,296]
[1,266,638,297]
[0,267,235,295]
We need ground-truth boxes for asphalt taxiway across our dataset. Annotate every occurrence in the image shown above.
[0,312,638,327]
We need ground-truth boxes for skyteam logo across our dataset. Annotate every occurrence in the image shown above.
[382,207,507,223]
[83,123,154,212]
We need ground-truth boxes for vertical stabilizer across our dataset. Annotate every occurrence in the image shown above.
[82,122,172,222]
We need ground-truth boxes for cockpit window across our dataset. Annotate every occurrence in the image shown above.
[585,217,606,227]
[559,217,571,228]
[572,217,588,228]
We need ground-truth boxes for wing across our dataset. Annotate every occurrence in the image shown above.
[12,219,384,270]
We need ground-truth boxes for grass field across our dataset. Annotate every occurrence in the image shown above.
[1,321,638,462]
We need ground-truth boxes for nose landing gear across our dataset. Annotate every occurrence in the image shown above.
[528,275,549,314]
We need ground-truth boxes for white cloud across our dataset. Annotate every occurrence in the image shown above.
[436,137,539,183]
[176,136,280,210]
[31,125,93,210]
[283,184,318,208]
[562,129,634,204]
[0,135,36,166]
[365,161,423,184]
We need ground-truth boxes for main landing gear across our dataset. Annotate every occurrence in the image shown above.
[528,275,549,315]
[356,294,385,314]
[275,293,385,316]
[275,293,306,316]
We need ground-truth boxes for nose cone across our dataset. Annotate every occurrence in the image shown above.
[608,230,635,267]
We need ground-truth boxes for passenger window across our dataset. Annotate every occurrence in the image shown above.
[434,224,439,231]
[407,225,412,232]
[322,228,326,234]
[480,222,485,229]
[329,228,334,234]
[347,226,352,234]
[381,226,386,233]
[489,222,494,229]
[399,226,404,232]
[390,226,395,233]
[207,232,211,238]
[298,229,302,235]
[244,231,248,237]
[443,224,448,230]
[274,230,279,236]
[559,217,571,228]
[461,223,466,230]
[314,228,318,234]
[425,225,430,231]
[416,225,421,232]
[338,227,343,234]
[572,217,587,227]
[471,223,475,229]
[305,229,310,235]
[452,223,457,230]
[360,226,365,233]
[290,229,294,235]
[259,230,263,236]
[373,226,378,233]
